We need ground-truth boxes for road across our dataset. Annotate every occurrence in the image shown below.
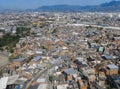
[24,62,65,89]
[66,23,120,30]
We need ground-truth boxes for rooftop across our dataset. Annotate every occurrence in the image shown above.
[107,64,118,70]
[0,77,8,89]
[64,68,78,75]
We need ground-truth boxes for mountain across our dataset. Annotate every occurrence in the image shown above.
[0,0,120,13]
[36,0,120,12]
[36,5,96,12]
[36,5,81,12]
[100,0,120,7]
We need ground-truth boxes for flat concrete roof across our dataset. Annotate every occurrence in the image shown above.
[0,77,8,89]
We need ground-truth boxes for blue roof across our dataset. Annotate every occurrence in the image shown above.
[14,58,25,62]
[33,56,42,61]
[37,49,43,52]
[102,55,113,60]
[99,47,104,52]
[114,77,119,81]
[64,68,78,75]
[17,84,20,89]
[107,64,118,70]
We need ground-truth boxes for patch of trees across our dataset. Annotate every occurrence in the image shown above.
[0,26,31,53]
[0,33,19,47]
[16,27,31,37]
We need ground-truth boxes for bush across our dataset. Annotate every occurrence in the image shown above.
[49,76,54,83]
[0,47,3,51]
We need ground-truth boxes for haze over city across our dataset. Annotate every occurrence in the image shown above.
[0,0,116,9]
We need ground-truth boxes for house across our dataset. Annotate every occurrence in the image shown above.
[64,68,78,75]
[97,72,106,88]
[107,74,120,89]
[106,64,118,75]
[0,77,8,89]
[35,50,43,54]
[82,68,96,82]
[14,58,25,62]
[102,55,113,60]
[57,84,68,89]
[99,47,104,53]
[64,68,79,81]
[7,75,19,89]
[37,84,47,89]
[78,80,88,89]
[9,58,25,71]
[32,56,42,62]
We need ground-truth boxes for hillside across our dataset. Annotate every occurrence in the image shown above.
[36,1,120,12]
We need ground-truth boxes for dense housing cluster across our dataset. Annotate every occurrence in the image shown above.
[0,12,120,89]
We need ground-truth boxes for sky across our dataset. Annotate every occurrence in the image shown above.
[0,0,116,9]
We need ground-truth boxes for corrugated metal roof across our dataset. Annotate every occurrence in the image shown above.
[37,78,46,83]
[37,84,47,89]
[107,64,118,70]
[57,84,68,89]
[14,58,25,62]
[32,56,42,61]
[7,75,19,85]
[99,47,104,52]
[102,55,113,60]
[0,77,8,89]
[64,68,78,75]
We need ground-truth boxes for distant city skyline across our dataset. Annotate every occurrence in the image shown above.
[0,0,118,9]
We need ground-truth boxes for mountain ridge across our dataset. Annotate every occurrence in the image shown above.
[36,0,120,12]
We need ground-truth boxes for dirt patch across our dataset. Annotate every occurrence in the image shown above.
[0,54,9,67]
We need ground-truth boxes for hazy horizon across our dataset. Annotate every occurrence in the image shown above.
[0,0,117,10]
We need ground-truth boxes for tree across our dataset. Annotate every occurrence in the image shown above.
[9,48,14,53]
[9,54,15,60]
[0,47,3,51]
[49,76,54,83]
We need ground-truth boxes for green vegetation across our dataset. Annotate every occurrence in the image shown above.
[16,27,31,37]
[0,26,30,53]
[41,45,48,50]
[66,41,70,46]
[106,84,112,89]
[0,33,19,51]
[49,75,54,83]
[51,29,57,34]
[9,54,15,60]
[0,47,4,51]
